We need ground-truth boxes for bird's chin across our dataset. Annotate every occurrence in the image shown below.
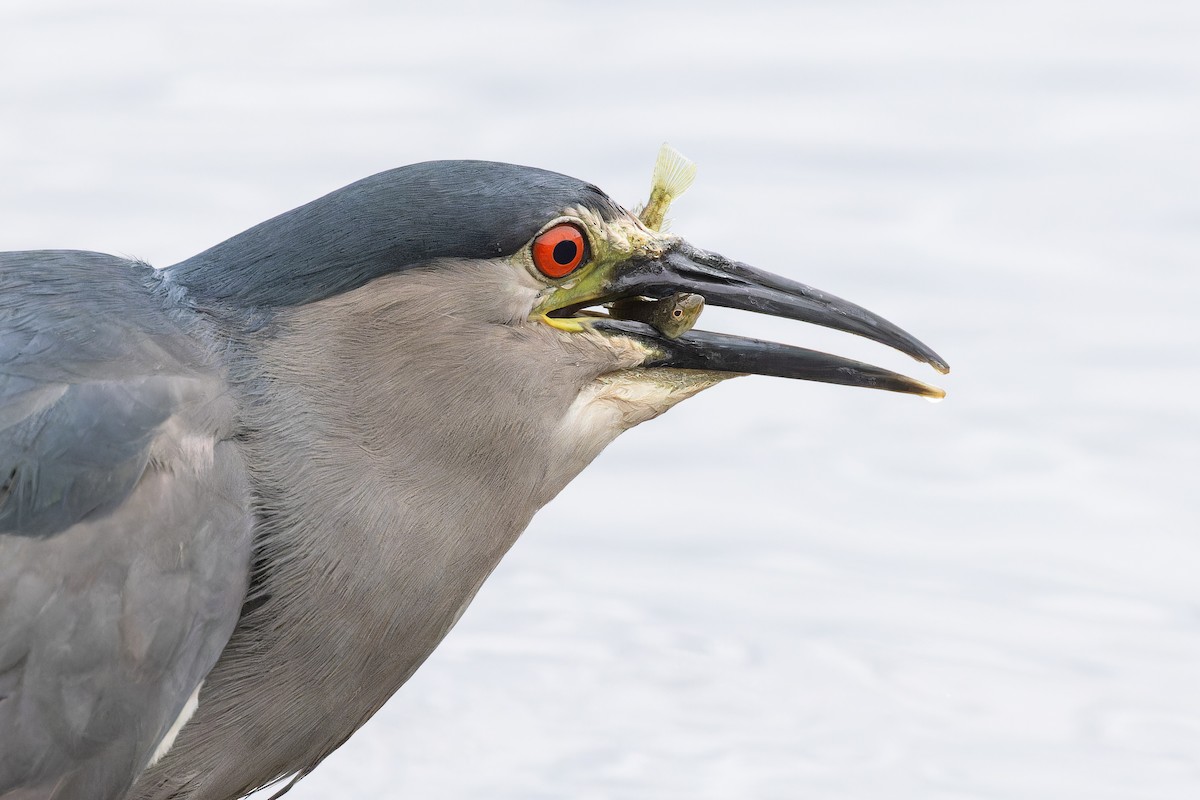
[558,367,733,457]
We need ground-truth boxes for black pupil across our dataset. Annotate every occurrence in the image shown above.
[552,240,577,265]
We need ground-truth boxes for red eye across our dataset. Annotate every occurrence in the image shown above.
[532,223,586,278]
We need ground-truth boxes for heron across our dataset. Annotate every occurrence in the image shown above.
[0,147,948,800]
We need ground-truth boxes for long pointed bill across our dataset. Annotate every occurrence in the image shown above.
[594,319,945,399]
[544,238,950,397]
[602,241,949,375]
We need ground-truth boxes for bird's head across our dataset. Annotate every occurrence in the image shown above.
[167,151,948,498]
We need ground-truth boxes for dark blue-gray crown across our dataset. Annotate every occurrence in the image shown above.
[166,160,624,309]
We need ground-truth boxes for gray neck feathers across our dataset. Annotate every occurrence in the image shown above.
[135,261,618,800]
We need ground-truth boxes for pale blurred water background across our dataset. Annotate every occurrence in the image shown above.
[3,1,1199,798]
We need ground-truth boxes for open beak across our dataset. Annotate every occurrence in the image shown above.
[576,240,949,399]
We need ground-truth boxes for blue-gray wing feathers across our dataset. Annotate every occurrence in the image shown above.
[0,251,253,800]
